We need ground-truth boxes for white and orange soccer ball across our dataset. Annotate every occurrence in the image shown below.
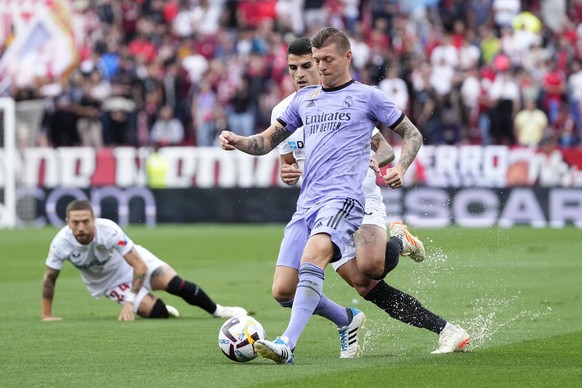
[218,315,266,362]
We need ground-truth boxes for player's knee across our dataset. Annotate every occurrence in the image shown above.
[272,286,295,305]
[357,259,385,280]
[271,276,297,304]
[353,280,378,297]
[148,298,170,318]
[346,271,376,297]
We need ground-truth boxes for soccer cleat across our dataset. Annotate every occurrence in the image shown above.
[254,336,294,364]
[166,305,180,318]
[431,323,471,354]
[338,307,366,358]
[212,305,248,318]
[389,221,425,262]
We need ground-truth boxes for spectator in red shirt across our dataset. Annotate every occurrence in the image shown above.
[542,61,567,124]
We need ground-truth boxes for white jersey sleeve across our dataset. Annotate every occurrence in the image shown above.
[274,92,306,170]
[46,226,69,271]
[273,92,298,156]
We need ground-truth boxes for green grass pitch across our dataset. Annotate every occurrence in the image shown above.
[1,225,581,387]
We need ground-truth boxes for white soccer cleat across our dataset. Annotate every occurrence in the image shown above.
[255,336,294,364]
[431,323,471,354]
[212,304,248,318]
[389,221,425,262]
[338,307,366,358]
[166,305,180,318]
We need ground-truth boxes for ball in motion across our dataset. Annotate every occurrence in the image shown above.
[218,315,266,362]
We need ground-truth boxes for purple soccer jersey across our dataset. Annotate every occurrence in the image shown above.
[278,80,403,210]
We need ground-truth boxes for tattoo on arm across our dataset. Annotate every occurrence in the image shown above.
[236,125,290,155]
[271,125,291,148]
[132,273,145,293]
[392,117,422,171]
[42,269,59,300]
[240,135,266,155]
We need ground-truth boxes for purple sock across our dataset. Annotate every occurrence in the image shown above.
[314,294,349,328]
[282,263,325,349]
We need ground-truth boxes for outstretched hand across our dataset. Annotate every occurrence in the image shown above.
[219,130,239,151]
[118,303,135,321]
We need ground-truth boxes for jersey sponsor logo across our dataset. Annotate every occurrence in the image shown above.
[74,256,111,270]
[304,112,351,125]
[117,238,128,246]
[71,251,81,258]
[306,100,315,107]
[305,111,351,135]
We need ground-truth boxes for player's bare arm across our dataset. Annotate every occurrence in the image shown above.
[391,116,422,171]
[371,131,395,168]
[41,267,62,321]
[118,247,148,321]
[384,116,422,188]
[280,152,302,186]
[220,123,291,155]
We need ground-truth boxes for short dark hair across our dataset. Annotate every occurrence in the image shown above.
[286,37,312,57]
[66,199,94,216]
[310,27,351,53]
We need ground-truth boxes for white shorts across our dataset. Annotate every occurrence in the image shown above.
[331,194,387,271]
[104,246,168,312]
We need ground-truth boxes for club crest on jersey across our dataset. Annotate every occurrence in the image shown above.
[343,96,353,107]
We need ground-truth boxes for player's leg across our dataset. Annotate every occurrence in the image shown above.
[363,280,470,353]
[256,233,337,364]
[256,199,365,363]
[274,217,351,328]
[272,265,298,306]
[141,247,247,318]
[107,281,178,319]
[272,215,308,307]
[355,194,400,280]
[354,224,395,280]
[135,293,171,318]
[276,244,365,359]
[336,259,378,296]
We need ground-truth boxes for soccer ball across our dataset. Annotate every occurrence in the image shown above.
[218,315,266,362]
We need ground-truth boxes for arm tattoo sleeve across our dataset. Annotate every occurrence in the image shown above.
[132,273,145,294]
[270,125,291,148]
[392,117,422,171]
[239,135,267,155]
[42,269,58,300]
[236,125,291,155]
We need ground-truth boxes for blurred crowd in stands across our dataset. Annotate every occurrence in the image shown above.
[3,0,582,149]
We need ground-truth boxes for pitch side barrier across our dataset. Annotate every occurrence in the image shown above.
[7,187,581,228]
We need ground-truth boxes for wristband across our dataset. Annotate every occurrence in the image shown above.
[125,292,137,304]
